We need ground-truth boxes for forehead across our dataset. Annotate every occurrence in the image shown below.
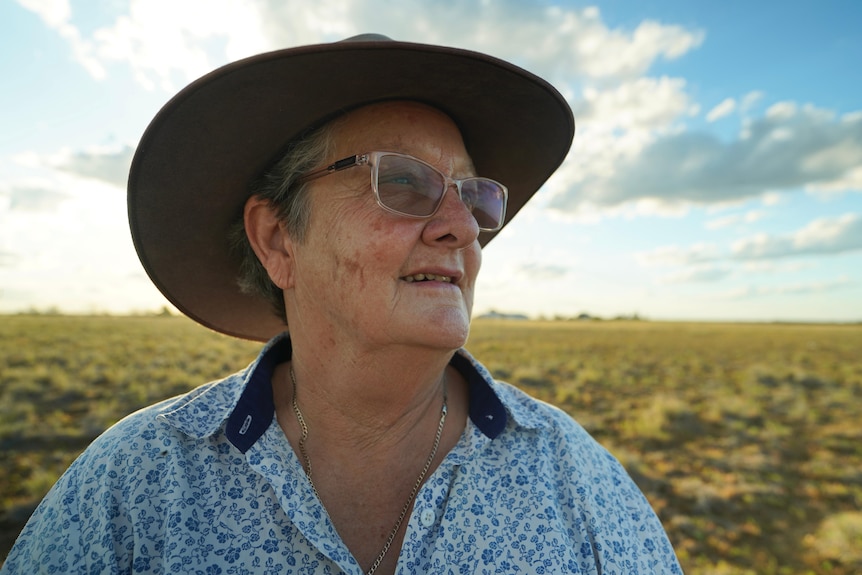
[327,101,474,171]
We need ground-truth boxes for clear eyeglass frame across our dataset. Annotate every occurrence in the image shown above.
[296,151,508,232]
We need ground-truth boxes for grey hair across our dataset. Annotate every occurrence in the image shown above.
[229,122,336,322]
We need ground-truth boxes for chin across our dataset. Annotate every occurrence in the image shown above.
[420,307,472,350]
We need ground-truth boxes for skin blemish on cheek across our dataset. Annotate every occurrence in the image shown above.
[341,251,366,291]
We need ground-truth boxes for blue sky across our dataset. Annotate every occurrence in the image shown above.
[1,0,860,322]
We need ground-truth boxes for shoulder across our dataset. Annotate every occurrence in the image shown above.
[89,379,222,450]
[1,376,242,571]
[486,380,682,572]
[37,371,244,513]
[32,381,214,505]
[491,378,605,455]
[489,378,657,507]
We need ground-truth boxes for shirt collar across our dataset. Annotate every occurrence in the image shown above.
[160,332,546,453]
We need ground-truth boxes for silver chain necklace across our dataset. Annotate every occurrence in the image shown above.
[289,367,447,575]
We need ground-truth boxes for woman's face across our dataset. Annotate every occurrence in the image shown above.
[284,101,482,351]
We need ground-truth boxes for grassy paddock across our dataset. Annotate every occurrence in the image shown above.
[1,315,860,573]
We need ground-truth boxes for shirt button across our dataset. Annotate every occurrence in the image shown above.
[420,509,436,528]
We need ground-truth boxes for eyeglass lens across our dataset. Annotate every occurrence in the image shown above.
[374,154,506,231]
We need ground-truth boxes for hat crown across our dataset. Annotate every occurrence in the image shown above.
[339,33,392,43]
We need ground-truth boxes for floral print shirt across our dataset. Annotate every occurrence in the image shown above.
[3,334,682,574]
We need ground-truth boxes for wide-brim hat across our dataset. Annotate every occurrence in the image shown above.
[128,34,575,342]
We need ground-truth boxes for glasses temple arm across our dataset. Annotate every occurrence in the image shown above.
[296,154,364,184]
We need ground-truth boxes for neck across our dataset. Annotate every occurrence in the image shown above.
[288,353,451,449]
[281,311,463,432]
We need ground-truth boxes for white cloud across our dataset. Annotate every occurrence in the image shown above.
[645,213,862,270]
[0,250,16,267]
[99,0,269,91]
[705,210,764,230]
[636,243,720,267]
[49,146,135,188]
[7,186,69,211]
[16,0,70,27]
[12,147,134,190]
[809,166,862,193]
[515,262,570,280]
[0,171,157,313]
[762,193,783,206]
[17,0,268,91]
[740,91,764,113]
[801,141,862,175]
[741,261,812,274]
[717,276,851,300]
[560,11,704,80]
[551,102,862,212]
[280,2,706,83]
[765,101,798,120]
[577,77,698,133]
[706,98,736,122]
[19,0,705,94]
[659,265,731,284]
[732,213,862,260]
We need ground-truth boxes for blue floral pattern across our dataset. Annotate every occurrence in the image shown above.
[2,334,682,574]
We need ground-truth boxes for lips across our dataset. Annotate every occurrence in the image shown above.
[401,273,453,283]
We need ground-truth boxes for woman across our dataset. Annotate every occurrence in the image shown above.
[3,35,682,574]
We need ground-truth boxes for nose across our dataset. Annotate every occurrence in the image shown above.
[422,184,480,248]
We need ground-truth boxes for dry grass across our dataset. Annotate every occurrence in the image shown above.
[1,315,860,573]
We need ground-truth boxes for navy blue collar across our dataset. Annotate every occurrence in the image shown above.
[226,337,507,453]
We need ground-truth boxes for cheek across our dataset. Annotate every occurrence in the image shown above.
[328,213,396,292]
[352,231,400,275]
[465,243,482,286]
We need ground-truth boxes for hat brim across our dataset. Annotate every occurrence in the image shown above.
[128,37,574,341]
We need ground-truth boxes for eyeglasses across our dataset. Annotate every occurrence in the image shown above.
[296,151,508,232]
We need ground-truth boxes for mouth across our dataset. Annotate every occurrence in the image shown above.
[401,273,453,284]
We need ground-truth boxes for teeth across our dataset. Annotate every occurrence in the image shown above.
[403,274,452,283]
